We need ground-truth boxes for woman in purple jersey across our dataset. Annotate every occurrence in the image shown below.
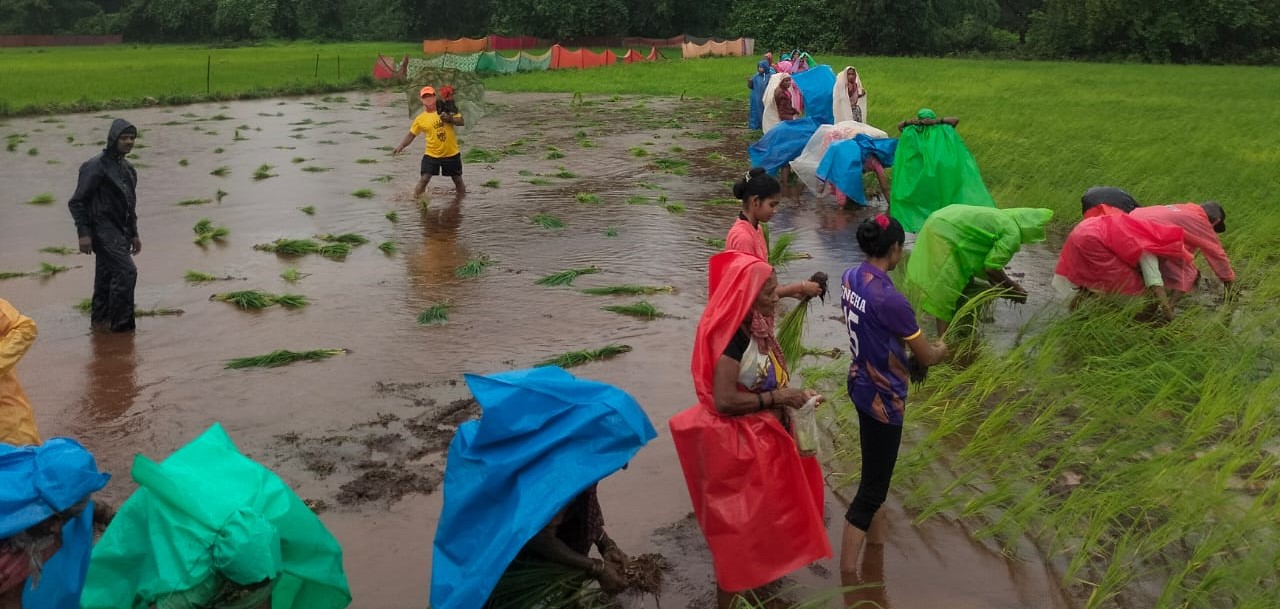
[838,214,950,598]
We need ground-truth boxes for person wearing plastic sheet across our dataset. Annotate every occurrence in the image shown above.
[68,118,141,333]
[1131,201,1235,301]
[394,85,466,198]
[747,53,776,130]
[670,251,829,609]
[890,109,996,233]
[0,299,39,447]
[833,66,869,124]
[1052,201,1192,322]
[904,205,1055,335]
[839,215,950,605]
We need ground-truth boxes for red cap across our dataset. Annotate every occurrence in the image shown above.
[419,86,435,97]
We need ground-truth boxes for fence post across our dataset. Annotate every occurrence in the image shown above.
[337,54,341,80]
[206,55,211,95]
[314,53,319,79]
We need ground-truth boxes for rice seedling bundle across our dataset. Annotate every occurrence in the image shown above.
[299,206,315,215]
[531,213,564,229]
[225,348,347,369]
[317,233,369,245]
[378,241,397,254]
[0,271,31,280]
[252,164,277,180]
[291,157,306,163]
[535,266,600,287]
[271,294,310,309]
[317,243,351,260]
[776,299,811,369]
[193,219,229,245]
[210,166,230,177]
[537,344,632,369]
[385,211,398,223]
[602,301,665,319]
[25,193,55,205]
[454,256,494,279]
[216,189,228,203]
[255,238,320,256]
[179,159,188,166]
[184,270,218,283]
[485,560,607,609]
[575,193,600,204]
[417,302,449,325]
[762,224,810,268]
[482,179,500,188]
[580,285,674,296]
[38,262,70,276]
[698,237,726,248]
[74,298,92,313]
[38,246,75,255]
[663,203,686,214]
[212,290,277,310]
[134,307,184,317]
[355,158,378,164]
[464,148,502,163]
[176,198,212,206]
[301,166,331,173]
[351,189,375,199]
[280,267,307,283]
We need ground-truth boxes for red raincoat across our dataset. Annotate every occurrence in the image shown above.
[1131,203,1235,292]
[669,251,830,593]
[1055,205,1192,295]
[725,217,767,260]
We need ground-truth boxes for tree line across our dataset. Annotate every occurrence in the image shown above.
[3,0,1278,64]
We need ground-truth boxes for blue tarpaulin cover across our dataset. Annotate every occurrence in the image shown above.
[791,65,836,125]
[0,438,110,609]
[816,135,899,205]
[429,366,658,609]
[748,117,822,174]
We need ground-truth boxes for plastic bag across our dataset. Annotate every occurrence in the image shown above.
[790,396,822,457]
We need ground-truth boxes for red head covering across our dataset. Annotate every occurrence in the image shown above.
[439,85,455,100]
[691,252,774,405]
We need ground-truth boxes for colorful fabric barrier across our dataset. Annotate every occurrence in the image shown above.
[681,38,755,58]
[487,35,539,50]
[429,367,657,609]
[422,37,487,55]
[400,46,657,78]
[623,35,687,47]
[551,44,617,69]
[372,54,409,80]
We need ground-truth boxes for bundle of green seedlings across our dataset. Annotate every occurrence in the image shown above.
[254,239,350,261]
[486,554,669,609]
[252,164,277,180]
[25,193,55,205]
[417,302,450,325]
[537,344,632,369]
[184,270,242,284]
[581,285,674,296]
[316,233,369,245]
[0,262,71,280]
[211,290,309,310]
[601,301,666,319]
[532,213,564,229]
[762,224,810,268]
[38,246,76,255]
[193,219,229,245]
[225,348,348,369]
[378,241,397,254]
[454,255,494,279]
[535,266,601,287]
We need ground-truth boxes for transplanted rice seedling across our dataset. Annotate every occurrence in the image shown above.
[26,148,38,156]
[652,158,689,175]
[601,301,666,319]
[210,166,230,177]
[176,198,211,206]
[279,267,308,283]
[193,219,229,245]
[581,285,674,296]
[214,147,225,153]
[545,148,565,160]
[637,182,661,190]
[532,213,564,229]
[605,227,618,237]
[371,174,393,183]
[255,238,320,256]
[536,344,632,369]
[25,193,55,205]
[378,241,397,254]
[464,148,502,163]
[454,255,494,279]
[225,348,347,369]
[552,168,576,179]
[385,211,398,223]
[178,159,189,166]
[302,166,331,173]
[216,189,228,203]
[39,246,75,255]
[482,179,500,188]
[299,206,315,215]
[518,169,534,176]
[317,233,369,245]
[351,189,375,199]
[627,196,649,205]
[707,152,727,162]
[575,193,600,204]
[629,147,649,157]
[252,164,277,180]
[526,178,552,186]
[705,198,739,206]
[535,266,600,287]
[37,262,71,276]
[233,130,248,141]
[698,237,726,248]
[74,298,92,313]
[355,158,378,164]
[663,203,686,214]
[417,302,450,325]
[668,146,686,153]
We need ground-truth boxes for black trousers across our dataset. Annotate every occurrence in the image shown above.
[90,228,137,332]
[844,409,903,531]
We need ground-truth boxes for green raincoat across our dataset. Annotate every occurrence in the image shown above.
[905,205,1053,322]
[81,424,351,609]
[890,109,995,232]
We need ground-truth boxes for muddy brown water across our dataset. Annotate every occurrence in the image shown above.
[0,91,1073,608]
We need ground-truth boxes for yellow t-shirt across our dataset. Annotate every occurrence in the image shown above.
[410,110,461,159]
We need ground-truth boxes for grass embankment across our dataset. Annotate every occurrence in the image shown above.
[497,58,1280,607]
[0,41,420,116]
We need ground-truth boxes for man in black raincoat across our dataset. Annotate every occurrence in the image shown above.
[68,119,141,333]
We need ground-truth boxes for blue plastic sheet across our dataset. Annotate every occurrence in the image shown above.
[0,438,110,609]
[816,135,899,205]
[792,65,836,125]
[429,366,658,609]
[748,117,822,174]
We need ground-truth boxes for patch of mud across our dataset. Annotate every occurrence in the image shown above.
[649,512,803,609]
[336,465,444,506]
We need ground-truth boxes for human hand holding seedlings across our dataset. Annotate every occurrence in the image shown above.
[591,559,628,594]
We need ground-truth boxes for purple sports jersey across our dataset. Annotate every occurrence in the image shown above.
[841,262,921,426]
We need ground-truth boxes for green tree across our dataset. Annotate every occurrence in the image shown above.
[490,0,629,39]
[730,0,844,52]
[0,0,103,34]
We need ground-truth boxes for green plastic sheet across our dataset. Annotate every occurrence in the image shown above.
[81,424,350,609]
[890,109,995,232]
[904,205,1053,322]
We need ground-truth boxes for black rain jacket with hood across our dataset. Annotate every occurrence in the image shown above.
[68,118,139,240]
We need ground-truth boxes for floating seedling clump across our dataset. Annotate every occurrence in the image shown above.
[575,193,600,204]
[252,164,277,180]
[532,213,564,229]
[25,193,55,205]
[536,266,601,287]
[581,285,674,296]
[176,198,212,207]
[537,344,632,369]
[193,219,229,245]
[212,290,309,310]
[417,302,450,325]
[38,246,75,255]
[351,189,375,199]
[454,255,494,279]
[210,166,230,177]
[317,233,369,245]
[385,211,399,223]
[225,348,347,369]
[602,301,666,319]
[378,241,397,254]
[481,179,500,188]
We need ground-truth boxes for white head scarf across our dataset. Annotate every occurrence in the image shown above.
[832,66,867,124]
[761,72,790,133]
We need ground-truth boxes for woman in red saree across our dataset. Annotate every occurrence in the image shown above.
[670,251,830,608]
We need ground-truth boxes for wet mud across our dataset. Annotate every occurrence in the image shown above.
[2,91,1075,608]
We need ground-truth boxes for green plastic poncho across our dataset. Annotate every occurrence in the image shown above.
[81,424,351,609]
[890,109,996,232]
[904,205,1053,322]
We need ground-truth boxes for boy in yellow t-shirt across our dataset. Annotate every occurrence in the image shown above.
[393,85,466,197]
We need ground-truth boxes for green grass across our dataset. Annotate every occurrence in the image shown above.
[351,189,375,199]
[535,266,600,287]
[176,197,212,206]
[225,348,347,370]
[417,302,450,326]
[581,285,674,296]
[532,213,564,229]
[0,42,415,116]
[252,164,277,180]
[24,192,55,205]
[536,344,632,369]
[38,246,75,255]
[454,255,494,279]
[601,301,665,319]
